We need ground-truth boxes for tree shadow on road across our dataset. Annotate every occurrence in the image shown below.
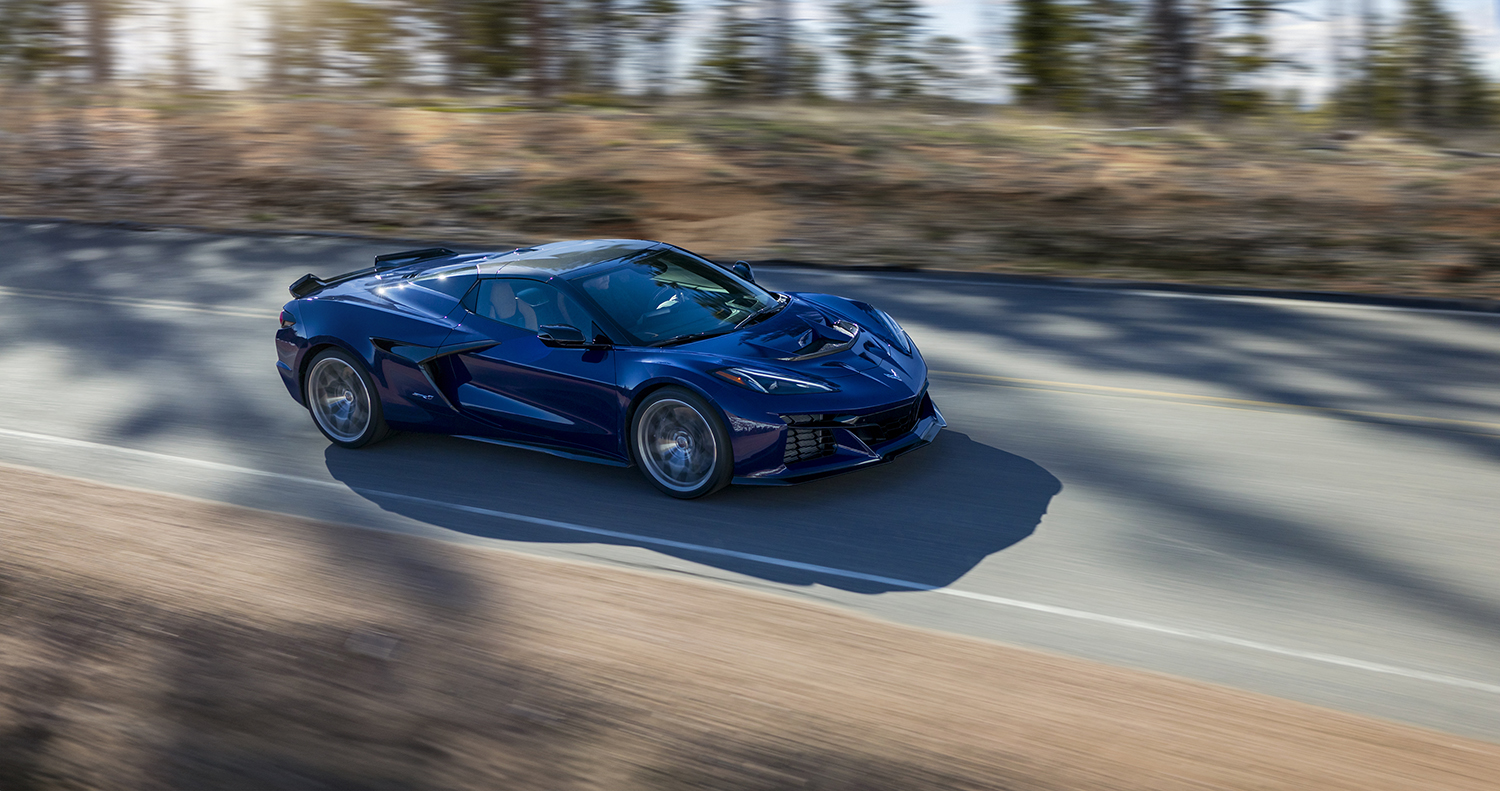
[324,430,1061,594]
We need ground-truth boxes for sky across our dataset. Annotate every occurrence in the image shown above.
[121,0,1500,102]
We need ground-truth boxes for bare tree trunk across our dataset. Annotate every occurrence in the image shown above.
[171,1,195,93]
[529,0,549,98]
[767,0,789,98]
[646,14,675,99]
[1358,0,1374,120]
[595,0,617,92]
[1194,0,1216,122]
[1328,0,1344,115]
[266,0,288,89]
[85,0,113,84]
[1150,0,1193,120]
[443,0,465,92]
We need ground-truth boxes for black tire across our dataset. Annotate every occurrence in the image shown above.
[303,348,392,449]
[630,386,733,499]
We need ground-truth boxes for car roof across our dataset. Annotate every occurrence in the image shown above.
[471,239,660,278]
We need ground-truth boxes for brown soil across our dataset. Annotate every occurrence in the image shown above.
[3,91,1500,301]
[2,462,1498,790]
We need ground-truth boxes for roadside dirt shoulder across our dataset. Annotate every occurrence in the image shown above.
[1,462,1496,790]
[4,97,1500,300]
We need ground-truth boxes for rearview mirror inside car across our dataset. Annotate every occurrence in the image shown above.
[732,261,755,283]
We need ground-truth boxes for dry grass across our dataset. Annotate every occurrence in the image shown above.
[2,461,1499,790]
[3,91,1500,299]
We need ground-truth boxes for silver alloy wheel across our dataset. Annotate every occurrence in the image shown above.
[308,356,372,443]
[636,398,718,493]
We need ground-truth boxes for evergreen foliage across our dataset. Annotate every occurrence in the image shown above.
[0,0,1489,128]
[1009,0,1086,108]
[832,0,931,101]
[695,0,821,100]
[695,0,761,98]
[628,0,682,96]
[1334,0,1494,127]
[0,0,77,82]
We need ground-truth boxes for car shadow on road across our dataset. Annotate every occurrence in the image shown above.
[324,430,1061,594]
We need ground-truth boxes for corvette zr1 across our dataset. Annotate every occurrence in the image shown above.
[275,239,944,498]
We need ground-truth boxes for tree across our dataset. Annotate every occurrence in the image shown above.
[0,0,74,83]
[1008,0,1085,108]
[1149,0,1193,118]
[1206,0,1281,114]
[695,0,761,98]
[463,0,527,89]
[1397,0,1491,126]
[588,0,622,91]
[628,0,681,97]
[1008,0,1143,112]
[1333,0,1493,127]
[918,35,981,100]
[169,0,195,91]
[84,0,114,84]
[832,0,930,102]
[264,0,331,89]
[325,0,420,88]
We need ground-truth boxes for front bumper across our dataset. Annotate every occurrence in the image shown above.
[731,392,946,486]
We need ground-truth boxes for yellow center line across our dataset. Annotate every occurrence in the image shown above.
[931,369,1500,433]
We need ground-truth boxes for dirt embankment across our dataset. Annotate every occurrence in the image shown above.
[2,93,1500,300]
[1,462,1498,790]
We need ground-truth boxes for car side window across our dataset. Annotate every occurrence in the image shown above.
[473,279,594,335]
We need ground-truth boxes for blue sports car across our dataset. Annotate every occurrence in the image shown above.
[275,239,944,498]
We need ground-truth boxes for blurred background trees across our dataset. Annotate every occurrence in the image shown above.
[0,0,1494,126]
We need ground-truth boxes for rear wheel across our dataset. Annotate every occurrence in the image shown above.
[305,348,391,448]
[631,387,733,499]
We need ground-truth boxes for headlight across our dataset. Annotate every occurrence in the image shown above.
[871,308,913,355]
[713,367,838,394]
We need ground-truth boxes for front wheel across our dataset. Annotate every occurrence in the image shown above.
[631,387,733,499]
[304,348,391,449]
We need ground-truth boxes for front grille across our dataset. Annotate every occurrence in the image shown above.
[850,396,922,445]
[783,427,835,465]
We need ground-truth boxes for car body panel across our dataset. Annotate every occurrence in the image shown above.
[276,240,943,488]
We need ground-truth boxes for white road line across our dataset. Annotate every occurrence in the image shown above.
[767,267,1500,317]
[0,285,272,319]
[3,424,1499,697]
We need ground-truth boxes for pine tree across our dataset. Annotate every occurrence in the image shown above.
[832,0,930,102]
[1210,0,1280,113]
[918,35,981,100]
[786,39,823,98]
[1334,0,1493,127]
[1149,0,1193,118]
[464,0,526,88]
[1009,0,1141,112]
[1397,0,1490,126]
[325,0,419,88]
[627,0,682,97]
[264,0,331,89]
[1008,0,1085,108]
[589,0,622,92]
[1076,0,1141,112]
[0,0,74,83]
[696,0,761,98]
[84,0,114,84]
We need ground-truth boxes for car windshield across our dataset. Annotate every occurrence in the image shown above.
[574,249,781,345]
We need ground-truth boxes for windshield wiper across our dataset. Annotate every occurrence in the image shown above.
[733,294,788,330]
[650,328,734,347]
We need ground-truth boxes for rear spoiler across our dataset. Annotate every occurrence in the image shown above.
[288,247,458,298]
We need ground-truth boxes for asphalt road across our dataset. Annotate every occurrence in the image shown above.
[3,220,1499,741]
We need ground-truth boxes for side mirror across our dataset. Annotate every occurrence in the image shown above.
[732,260,755,283]
[538,324,588,347]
